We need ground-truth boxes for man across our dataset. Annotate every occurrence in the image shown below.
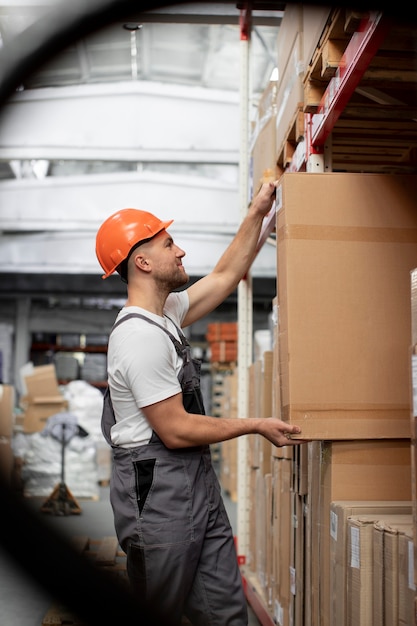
[95,180,303,626]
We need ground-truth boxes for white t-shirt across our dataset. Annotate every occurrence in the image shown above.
[107,291,189,448]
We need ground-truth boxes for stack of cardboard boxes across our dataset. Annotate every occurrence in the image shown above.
[230,169,417,625]
[206,322,238,364]
[241,5,417,621]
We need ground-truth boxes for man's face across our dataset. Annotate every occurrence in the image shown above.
[137,230,189,291]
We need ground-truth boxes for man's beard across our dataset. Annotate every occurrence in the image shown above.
[157,268,189,293]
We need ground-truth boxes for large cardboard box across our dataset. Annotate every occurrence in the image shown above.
[276,172,417,440]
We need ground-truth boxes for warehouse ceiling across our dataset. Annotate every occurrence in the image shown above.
[5,4,282,91]
[0,1,416,317]
[0,1,283,312]
[0,2,283,179]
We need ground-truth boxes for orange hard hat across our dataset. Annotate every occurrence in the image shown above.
[95,208,174,279]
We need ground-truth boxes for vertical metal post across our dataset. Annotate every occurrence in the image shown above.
[14,297,31,394]
[236,5,252,560]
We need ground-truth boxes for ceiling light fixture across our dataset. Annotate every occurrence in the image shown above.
[122,23,142,32]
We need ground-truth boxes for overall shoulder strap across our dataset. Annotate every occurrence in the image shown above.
[110,312,189,357]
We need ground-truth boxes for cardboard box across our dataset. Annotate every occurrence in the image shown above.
[209,341,237,363]
[219,372,238,500]
[248,353,274,475]
[0,384,15,437]
[0,436,14,483]
[271,456,292,626]
[330,501,412,626]
[21,364,67,433]
[276,172,417,440]
[409,268,417,592]
[346,515,378,626]
[398,526,415,626]
[24,363,61,398]
[346,514,412,626]
[410,267,417,345]
[255,471,273,598]
[292,443,307,495]
[290,491,306,626]
[306,442,321,625]
[206,322,238,342]
[21,398,68,434]
[249,98,277,201]
[274,4,331,157]
[265,473,273,607]
[271,297,292,461]
[373,517,413,626]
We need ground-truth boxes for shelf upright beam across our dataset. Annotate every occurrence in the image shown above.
[236,2,252,563]
[308,11,390,152]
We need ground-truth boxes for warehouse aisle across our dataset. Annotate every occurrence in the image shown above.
[0,483,261,626]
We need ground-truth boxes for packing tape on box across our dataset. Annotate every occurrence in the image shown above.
[277,224,417,243]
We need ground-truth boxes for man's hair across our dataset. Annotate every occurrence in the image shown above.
[118,236,153,283]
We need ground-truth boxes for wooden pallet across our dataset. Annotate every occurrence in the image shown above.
[42,536,127,626]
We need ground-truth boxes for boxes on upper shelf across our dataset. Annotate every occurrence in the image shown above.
[274,4,331,158]
[276,172,417,440]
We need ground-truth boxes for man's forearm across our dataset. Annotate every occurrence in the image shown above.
[162,413,302,449]
[213,208,265,278]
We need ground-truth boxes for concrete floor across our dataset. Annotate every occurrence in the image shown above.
[0,483,261,626]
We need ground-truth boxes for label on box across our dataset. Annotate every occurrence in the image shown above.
[350,526,360,569]
[408,539,416,590]
[274,599,283,625]
[330,509,338,541]
[290,565,296,595]
[275,184,283,213]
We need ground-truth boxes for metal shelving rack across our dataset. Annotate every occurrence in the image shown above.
[235,8,391,625]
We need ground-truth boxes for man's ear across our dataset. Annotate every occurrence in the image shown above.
[134,253,151,272]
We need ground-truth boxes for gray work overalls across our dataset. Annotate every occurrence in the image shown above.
[102,313,248,626]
